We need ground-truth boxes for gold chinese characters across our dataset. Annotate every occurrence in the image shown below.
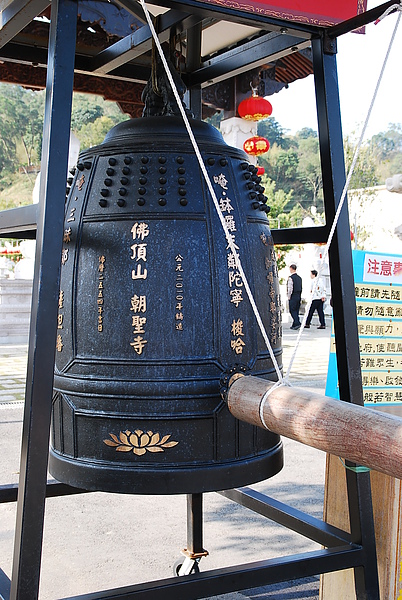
[215,172,246,356]
[130,222,149,354]
[98,256,105,332]
[56,290,64,352]
[175,254,184,331]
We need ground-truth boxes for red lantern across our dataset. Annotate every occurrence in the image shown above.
[238,90,273,122]
[257,166,265,176]
[243,136,270,156]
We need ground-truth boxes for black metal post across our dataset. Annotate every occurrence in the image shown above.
[9,0,77,598]
[186,493,204,554]
[185,22,202,119]
[312,35,380,599]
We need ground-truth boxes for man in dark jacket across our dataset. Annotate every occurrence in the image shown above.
[287,263,302,330]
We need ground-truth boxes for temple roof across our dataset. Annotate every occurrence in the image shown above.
[0,0,318,116]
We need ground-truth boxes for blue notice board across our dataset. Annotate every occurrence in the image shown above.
[325,249,402,406]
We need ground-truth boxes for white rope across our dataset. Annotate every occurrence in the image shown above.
[259,379,290,430]
[374,1,402,24]
[139,0,283,382]
[284,9,401,383]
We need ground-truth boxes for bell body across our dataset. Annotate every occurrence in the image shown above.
[49,117,283,494]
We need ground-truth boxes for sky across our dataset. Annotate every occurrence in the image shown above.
[270,1,402,140]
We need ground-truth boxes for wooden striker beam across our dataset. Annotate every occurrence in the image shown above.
[227,375,402,480]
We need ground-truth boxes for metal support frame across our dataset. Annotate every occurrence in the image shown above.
[173,494,209,577]
[312,35,380,599]
[186,494,205,556]
[0,4,381,599]
[7,0,78,598]
[184,23,202,119]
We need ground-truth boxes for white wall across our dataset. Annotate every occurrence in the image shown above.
[349,185,402,254]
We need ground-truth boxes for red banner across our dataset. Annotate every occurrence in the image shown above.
[202,0,367,26]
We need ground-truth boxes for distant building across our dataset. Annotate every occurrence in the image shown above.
[349,185,402,255]
[278,184,402,322]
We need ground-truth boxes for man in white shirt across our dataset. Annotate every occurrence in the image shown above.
[305,269,326,329]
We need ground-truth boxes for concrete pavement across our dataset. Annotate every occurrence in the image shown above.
[0,319,331,599]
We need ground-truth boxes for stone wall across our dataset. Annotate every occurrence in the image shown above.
[0,279,32,344]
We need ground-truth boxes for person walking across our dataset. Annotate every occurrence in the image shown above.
[305,269,326,329]
[287,263,302,330]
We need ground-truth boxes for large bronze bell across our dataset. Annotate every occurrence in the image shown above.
[49,109,283,494]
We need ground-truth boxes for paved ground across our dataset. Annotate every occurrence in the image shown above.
[0,343,27,404]
[0,315,332,600]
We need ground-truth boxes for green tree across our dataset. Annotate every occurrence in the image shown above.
[261,176,302,273]
[344,135,379,190]
[260,145,299,194]
[72,94,127,149]
[0,109,17,175]
[6,85,44,166]
[296,135,323,210]
[71,94,104,130]
[0,87,129,179]
[261,177,299,227]
[296,127,317,140]
[77,116,119,150]
[257,117,291,149]
[385,153,402,177]
[344,135,379,250]
[371,123,402,160]
[0,84,43,174]
[19,90,44,167]
[370,124,402,181]
[71,93,126,132]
